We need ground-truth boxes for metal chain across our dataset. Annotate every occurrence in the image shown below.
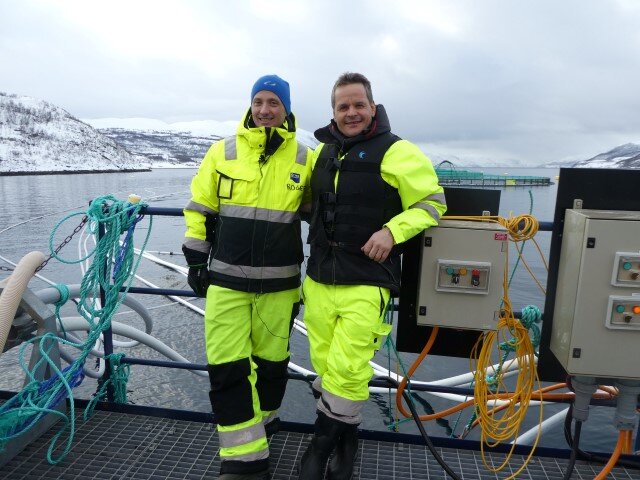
[0,265,14,272]
[36,215,89,272]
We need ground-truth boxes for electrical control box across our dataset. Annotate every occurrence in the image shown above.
[551,209,640,379]
[416,220,507,331]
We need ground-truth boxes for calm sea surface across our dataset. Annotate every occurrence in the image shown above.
[0,168,624,451]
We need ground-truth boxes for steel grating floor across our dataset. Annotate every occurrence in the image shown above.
[1,409,639,480]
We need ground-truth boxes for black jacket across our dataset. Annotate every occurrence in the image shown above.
[307,105,404,292]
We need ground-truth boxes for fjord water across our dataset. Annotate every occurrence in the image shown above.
[0,168,623,452]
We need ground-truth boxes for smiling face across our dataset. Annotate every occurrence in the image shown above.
[251,90,286,127]
[332,83,376,137]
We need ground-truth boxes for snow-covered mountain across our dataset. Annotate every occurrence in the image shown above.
[571,143,640,169]
[5,90,636,173]
[0,92,149,173]
[538,159,576,168]
[0,91,319,174]
[84,118,319,167]
[87,120,227,167]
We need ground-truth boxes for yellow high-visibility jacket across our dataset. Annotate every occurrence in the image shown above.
[184,110,312,292]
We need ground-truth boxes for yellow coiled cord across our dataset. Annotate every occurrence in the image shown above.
[442,214,544,478]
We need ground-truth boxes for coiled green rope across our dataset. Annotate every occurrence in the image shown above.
[85,352,130,420]
[0,195,151,463]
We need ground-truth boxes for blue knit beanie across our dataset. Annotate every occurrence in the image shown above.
[251,74,291,114]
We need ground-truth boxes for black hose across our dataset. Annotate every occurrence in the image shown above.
[385,377,463,480]
[563,404,640,470]
[562,415,581,480]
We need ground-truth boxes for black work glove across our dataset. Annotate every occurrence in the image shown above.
[182,244,211,296]
[187,266,210,297]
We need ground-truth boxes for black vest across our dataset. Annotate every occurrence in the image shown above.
[307,132,404,292]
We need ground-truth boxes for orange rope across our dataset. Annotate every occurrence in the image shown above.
[597,385,618,396]
[394,331,620,424]
[395,326,439,418]
[469,386,616,430]
[396,381,615,425]
[594,430,627,480]
[469,384,568,429]
[623,429,632,455]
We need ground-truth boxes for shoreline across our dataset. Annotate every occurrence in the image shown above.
[0,166,201,177]
[0,166,566,178]
[0,168,152,177]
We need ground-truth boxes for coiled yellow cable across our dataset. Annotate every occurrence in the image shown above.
[442,214,543,478]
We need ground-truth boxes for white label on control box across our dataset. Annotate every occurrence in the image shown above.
[435,259,491,295]
[611,252,640,287]
[605,295,640,330]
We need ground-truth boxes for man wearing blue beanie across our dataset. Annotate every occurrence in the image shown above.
[183,75,312,479]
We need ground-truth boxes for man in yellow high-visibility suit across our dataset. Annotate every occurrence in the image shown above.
[183,74,312,480]
[298,72,447,480]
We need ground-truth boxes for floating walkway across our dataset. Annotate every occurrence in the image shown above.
[2,407,638,480]
[435,163,552,187]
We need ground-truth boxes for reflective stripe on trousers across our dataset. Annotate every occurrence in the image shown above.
[302,276,392,423]
[205,284,299,462]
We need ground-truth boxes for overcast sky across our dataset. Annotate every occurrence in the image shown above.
[2,0,640,165]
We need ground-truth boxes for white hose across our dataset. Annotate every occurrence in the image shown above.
[511,407,569,445]
[132,273,204,315]
[58,317,209,378]
[0,251,45,354]
[134,248,188,275]
[36,284,155,347]
[58,314,318,381]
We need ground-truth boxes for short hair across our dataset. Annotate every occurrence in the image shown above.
[331,72,374,109]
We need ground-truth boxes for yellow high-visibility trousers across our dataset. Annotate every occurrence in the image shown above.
[302,276,391,418]
[205,284,299,466]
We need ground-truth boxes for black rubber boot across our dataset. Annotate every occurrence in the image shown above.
[298,412,346,480]
[219,459,270,479]
[264,416,280,438]
[327,423,359,480]
[218,471,270,479]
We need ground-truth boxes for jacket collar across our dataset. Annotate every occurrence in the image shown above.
[237,108,297,151]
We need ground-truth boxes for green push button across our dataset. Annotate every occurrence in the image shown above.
[616,305,625,314]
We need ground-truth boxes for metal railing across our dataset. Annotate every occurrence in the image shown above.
[99,206,555,396]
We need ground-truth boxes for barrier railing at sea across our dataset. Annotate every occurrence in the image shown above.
[108,206,559,390]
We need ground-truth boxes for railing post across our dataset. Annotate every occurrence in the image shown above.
[98,216,115,402]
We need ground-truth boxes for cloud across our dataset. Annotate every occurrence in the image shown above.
[2,0,640,164]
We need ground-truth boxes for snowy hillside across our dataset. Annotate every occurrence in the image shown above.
[93,126,224,167]
[7,89,635,173]
[85,118,319,167]
[572,143,640,169]
[0,92,149,173]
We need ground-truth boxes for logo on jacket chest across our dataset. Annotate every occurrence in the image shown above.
[287,172,305,191]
